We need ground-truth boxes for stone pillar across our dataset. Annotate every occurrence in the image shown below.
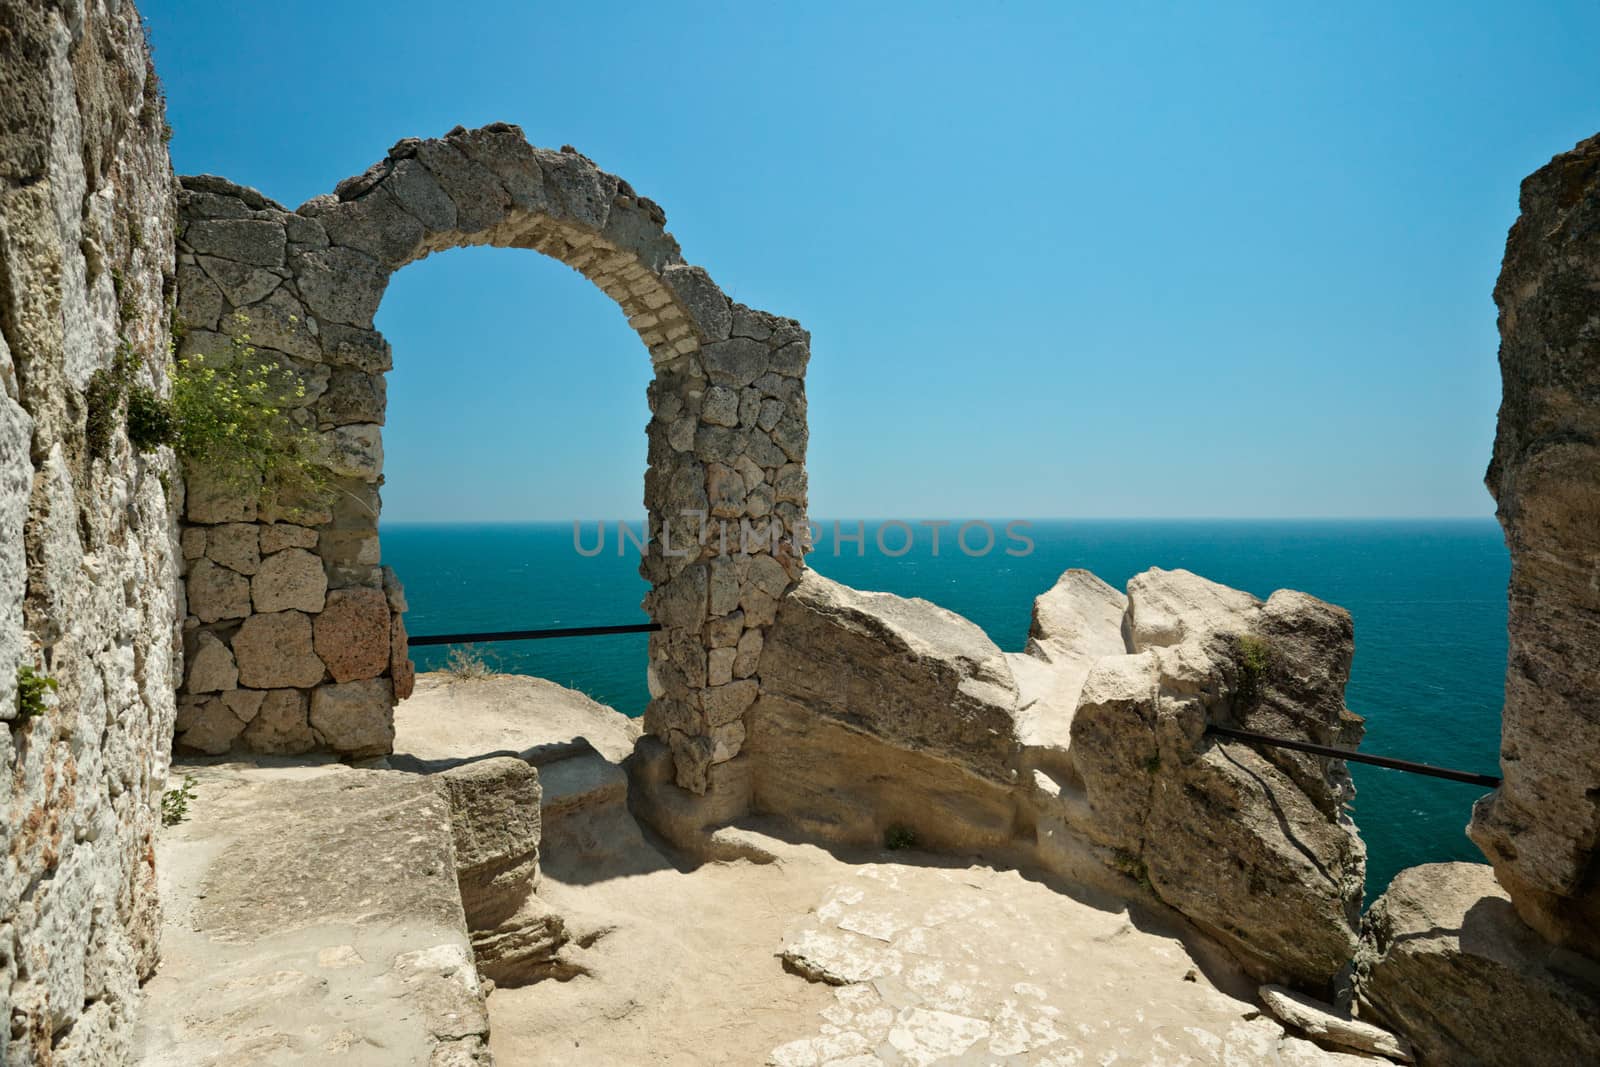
[1468,132,1600,958]
[172,127,811,787]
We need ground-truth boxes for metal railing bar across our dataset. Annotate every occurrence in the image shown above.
[407,622,661,647]
[1205,723,1501,788]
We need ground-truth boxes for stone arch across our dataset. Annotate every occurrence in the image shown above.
[173,124,810,792]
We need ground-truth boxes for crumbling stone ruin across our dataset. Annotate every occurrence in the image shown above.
[4,0,1600,1062]
[170,125,810,793]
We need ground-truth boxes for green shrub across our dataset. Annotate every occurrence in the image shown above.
[1234,633,1273,705]
[125,386,174,451]
[161,775,196,827]
[443,645,494,681]
[85,341,142,460]
[131,316,328,507]
[884,824,919,851]
[15,665,57,722]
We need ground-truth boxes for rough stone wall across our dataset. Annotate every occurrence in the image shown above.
[173,125,810,791]
[0,1,181,1062]
[1468,132,1600,958]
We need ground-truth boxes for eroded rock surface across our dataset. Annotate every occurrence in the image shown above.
[1355,862,1600,1067]
[1,2,181,1061]
[724,563,1368,995]
[133,763,492,1065]
[1468,131,1600,957]
[772,852,1377,1067]
[1054,569,1365,991]
[744,570,1022,851]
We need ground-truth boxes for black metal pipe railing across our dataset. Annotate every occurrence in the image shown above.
[1206,723,1501,788]
[404,624,1503,789]
[407,622,660,647]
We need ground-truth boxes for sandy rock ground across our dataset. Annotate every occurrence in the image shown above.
[138,673,1386,1065]
[490,823,1376,1066]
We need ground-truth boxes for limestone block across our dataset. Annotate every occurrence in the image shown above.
[309,677,395,757]
[662,264,732,342]
[180,527,207,561]
[702,386,740,427]
[738,388,762,428]
[237,288,320,361]
[251,547,327,614]
[436,757,542,929]
[391,612,415,701]
[186,559,250,623]
[293,245,389,327]
[701,337,768,388]
[757,570,1020,783]
[1065,567,1365,990]
[731,303,776,341]
[313,588,390,683]
[319,323,393,372]
[203,522,260,575]
[185,632,239,693]
[183,219,285,267]
[769,339,809,376]
[707,646,736,687]
[175,262,224,330]
[259,523,318,554]
[317,423,384,481]
[1355,862,1600,1066]
[1124,567,1260,651]
[732,627,763,678]
[705,611,744,648]
[415,138,512,234]
[175,696,245,754]
[185,466,256,524]
[707,463,746,518]
[318,368,387,427]
[310,185,424,268]
[241,689,317,754]
[196,254,281,307]
[702,679,758,727]
[232,611,326,688]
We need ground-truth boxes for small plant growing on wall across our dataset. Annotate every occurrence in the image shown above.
[884,824,919,851]
[1233,633,1274,706]
[14,665,57,723]
[128,314,328,506]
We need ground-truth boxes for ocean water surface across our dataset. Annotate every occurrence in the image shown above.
[383,518,1508,898]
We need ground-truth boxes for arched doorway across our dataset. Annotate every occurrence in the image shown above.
[172,124,810,793]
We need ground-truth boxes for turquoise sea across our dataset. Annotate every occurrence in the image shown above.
[383,518,1509,898]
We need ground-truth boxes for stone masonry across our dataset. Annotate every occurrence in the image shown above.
[174,125,811,790]
[1,2,182,1063]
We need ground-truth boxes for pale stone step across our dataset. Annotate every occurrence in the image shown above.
[134,760,490,1066]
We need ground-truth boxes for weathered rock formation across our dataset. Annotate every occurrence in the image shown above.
[1,3,181,1061]
[743,570,1022,851]
[1355,862,1600,1066]
[631,563,1369,994]
[1055,569,1366,990]
[172,127,812,793]
[1468,132,1600,957]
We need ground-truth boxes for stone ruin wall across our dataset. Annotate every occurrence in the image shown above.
[1,2,182,1063]
[171,124,811,793]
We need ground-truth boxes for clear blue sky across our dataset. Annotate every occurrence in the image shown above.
[144,0,1600,521]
